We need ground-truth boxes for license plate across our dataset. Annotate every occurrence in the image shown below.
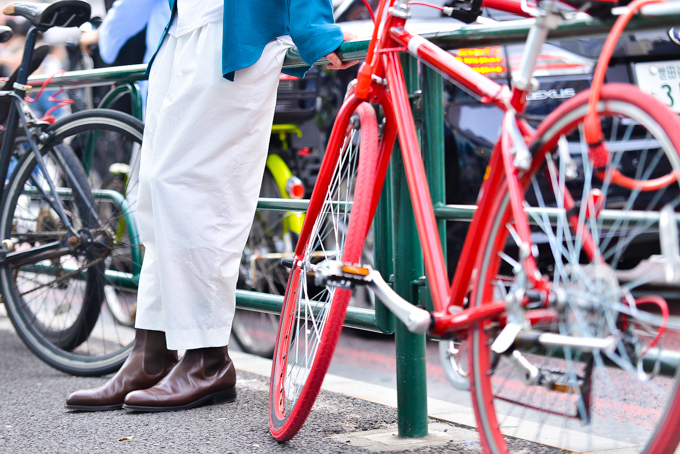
[634,60,680,113]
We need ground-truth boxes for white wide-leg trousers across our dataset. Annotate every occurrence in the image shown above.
[134,21,293,350]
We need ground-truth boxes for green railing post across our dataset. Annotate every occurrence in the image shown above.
[392,54,429,438]
[373,164,396,334]
[98,82,144,121]
[421,65,447,312]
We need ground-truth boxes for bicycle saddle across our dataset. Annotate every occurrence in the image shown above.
[3,0,90,29]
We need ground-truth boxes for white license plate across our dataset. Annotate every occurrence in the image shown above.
[634,60,680,113]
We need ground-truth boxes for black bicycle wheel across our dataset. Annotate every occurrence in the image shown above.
[55,109,144,330]
[0,109,143,376]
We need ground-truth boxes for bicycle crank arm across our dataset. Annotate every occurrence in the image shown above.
[514,331,617,354]
[317,262,432,334]
[368,271,432,334]
[2,241,71,267]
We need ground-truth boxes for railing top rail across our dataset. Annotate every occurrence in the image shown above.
[25,2,680,91]
[27,63,147,91]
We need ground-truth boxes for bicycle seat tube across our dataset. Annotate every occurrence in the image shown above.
[0,26,43,201]
[509,5,562,111]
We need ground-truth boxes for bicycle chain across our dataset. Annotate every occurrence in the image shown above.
[19,256,106,297]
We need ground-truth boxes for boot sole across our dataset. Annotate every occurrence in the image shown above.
[65,403,124,412]
[122,387,236,412]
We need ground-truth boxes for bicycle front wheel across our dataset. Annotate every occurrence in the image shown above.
[58,109,144,331]
[469,84,680,453]
[0,109,143,376]
[269,102,379,440]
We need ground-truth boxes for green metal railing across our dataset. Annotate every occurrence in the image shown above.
[23,2,680,438]
[98,83,144,121]
[26,2,680,89]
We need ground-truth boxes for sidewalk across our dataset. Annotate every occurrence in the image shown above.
[0,318,561,453]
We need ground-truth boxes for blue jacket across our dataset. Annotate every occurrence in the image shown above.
[148,0,344,80]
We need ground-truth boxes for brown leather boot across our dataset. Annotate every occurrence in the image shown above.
[65,329,178,411]
[122,346,236,412]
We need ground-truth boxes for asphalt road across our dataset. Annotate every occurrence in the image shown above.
[325,329,470,406]
[0,318,567,453]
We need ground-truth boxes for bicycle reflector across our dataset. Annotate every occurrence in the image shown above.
[286,176,305,199]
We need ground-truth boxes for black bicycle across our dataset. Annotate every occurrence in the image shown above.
[0,0,136,376]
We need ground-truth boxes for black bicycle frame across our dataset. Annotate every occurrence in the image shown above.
[0,25,100,265]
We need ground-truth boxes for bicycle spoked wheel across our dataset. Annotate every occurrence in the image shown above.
[469,84,680,453]
[59,109,144,332]
[233,167,291,358]
[269,102,378,441]
[0,109,143,377]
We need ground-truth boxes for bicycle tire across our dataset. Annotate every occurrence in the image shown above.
[232,166,290,358]
[269,102,379,440]
[0,109,143,376]
[57,109,144,332]
[469,84,680,454]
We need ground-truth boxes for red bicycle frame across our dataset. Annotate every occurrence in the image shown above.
[327,0,563,338]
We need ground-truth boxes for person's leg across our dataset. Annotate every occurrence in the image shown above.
[65,33,180,411]
[134,32,179,334]
[123,23,292,411]
[139,25,288,351]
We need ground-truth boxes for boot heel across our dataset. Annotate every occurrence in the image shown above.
[212,387,237,404]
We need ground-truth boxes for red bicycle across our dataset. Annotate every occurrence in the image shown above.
[269,0,680,452]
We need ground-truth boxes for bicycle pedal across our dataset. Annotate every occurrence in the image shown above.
[539,366,584,394]
[315,262,372,289]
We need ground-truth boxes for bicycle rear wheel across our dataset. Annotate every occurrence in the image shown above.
[269,102,379,440]
[0,109,143,376]
[469,84,680,453]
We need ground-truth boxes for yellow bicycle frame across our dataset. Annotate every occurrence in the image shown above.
[269,124,306,236]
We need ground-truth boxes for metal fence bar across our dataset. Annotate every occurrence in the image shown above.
[281,2,680,68]
[25,2,680,91]
[434,204,680,228]
[421,65,447,312]
[235,290,381,332]
[98,82,144,121]
[258,198,680,229]
[392,54,429,439]
[28,64,148,91]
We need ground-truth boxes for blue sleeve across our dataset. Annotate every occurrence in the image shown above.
[98,0,156,64]
[288,0,344,67]
[144,0,172,64]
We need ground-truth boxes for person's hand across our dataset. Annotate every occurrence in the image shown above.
[79,29,99,55]
[326,31,359,70]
